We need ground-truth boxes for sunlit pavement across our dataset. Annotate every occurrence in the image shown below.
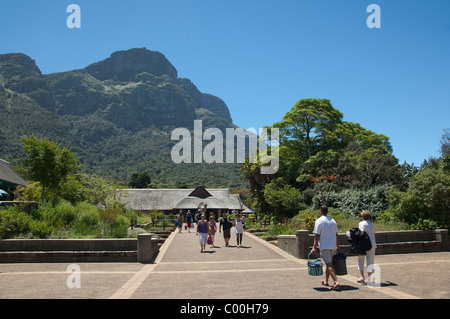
[0,226,449,300]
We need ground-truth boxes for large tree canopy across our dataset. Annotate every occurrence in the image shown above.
[273,98,343,160]
[241,98,404,218]
[16,135,81,197]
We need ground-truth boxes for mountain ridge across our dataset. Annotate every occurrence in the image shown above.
[0,48,243,188]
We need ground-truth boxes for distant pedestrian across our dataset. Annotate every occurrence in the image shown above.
[234,213,245,248]
[357,210,377,284]
[311,205,341,291]
[176,212,183,233]
[186,210,192,232]
[195,210,201,223]
[219,212,233,247]
[196,214,209,252]
[208,215,217,248]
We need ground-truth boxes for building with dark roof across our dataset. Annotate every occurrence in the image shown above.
[119,186,252,220]
[0,159,27,200]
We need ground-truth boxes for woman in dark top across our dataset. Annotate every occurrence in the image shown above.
[196,214,209,253]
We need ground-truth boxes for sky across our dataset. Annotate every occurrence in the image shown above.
[1,0,449,166]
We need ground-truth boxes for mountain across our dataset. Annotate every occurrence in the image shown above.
[0,48,243,188]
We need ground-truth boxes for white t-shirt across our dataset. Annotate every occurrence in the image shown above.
[313,215,338,250]
[235,219,245,233]
[359,220,377,249]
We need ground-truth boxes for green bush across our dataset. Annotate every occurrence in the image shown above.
[95,208,129,238]
[388,167,450,229]
[312,184,391,217]
[54,200,77,227]
[294,209,317,232]
[71,202,102,236]
[75,202,101,225]
[0,205,33,239]
[1,200,138,239]
[28,219,53,238]
[410,218,439,231]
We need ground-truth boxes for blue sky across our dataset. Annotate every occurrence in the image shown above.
[1,0,449,166]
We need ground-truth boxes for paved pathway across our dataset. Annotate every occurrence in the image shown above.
[0,225,449,300]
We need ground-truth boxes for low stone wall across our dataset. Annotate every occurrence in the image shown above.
[0,233,159,263]
[277,229,449,259]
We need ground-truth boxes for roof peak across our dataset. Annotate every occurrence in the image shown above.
[188,186,212,199]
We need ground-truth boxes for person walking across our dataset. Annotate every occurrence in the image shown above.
[234,213,245,248]
[219,212,233,247]
[176,212,184,233]
[311,205,341,291]
[186,210,192,233]
[196,214,209,253]
[208,215,217,248]
[357,210,377,284]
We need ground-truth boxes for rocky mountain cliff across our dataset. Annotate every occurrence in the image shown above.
[0,48,241,188]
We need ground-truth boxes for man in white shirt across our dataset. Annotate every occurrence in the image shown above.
[311,205,341,290]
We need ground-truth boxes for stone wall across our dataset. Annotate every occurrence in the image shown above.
[277,229,449,259]
[0,234,159,263]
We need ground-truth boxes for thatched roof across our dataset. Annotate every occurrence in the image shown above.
[0,159,27,187]
[119,187,252,212]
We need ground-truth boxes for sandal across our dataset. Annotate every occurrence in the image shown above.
[331,283,341,291]
[357,278,365,283]
[321,280,329,286]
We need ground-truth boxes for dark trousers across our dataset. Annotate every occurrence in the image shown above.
[236,232,243,245]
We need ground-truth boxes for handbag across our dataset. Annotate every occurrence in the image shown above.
[207,234,213,245]
[307,252,323,276]
[332,251,348,275]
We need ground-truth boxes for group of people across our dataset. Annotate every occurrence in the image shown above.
[196,212,246,252]
[312,205,377,290]
[175,210,246,253]
[175,210,194,233]
[176,205,377,288]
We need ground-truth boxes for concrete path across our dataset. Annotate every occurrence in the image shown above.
[0,226,449,300]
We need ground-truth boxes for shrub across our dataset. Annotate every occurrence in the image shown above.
[54,200,77,227]
[28,219,53,238]
[294,209,317,232]
[410,218,439,231]
[71,202,102,236]
[0,205,33,239]
[388,167,450,229]
[99,208,129,238]
[312,184,391,217]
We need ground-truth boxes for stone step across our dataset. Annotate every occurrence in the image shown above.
[0,251,137,263]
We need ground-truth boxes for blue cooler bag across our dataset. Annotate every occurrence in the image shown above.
[307,252,323,276]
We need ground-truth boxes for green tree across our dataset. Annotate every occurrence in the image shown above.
[388,167,450,229]
[242,98,403,217]
[129,171,152,189]
[16,135,81,199]
[263,177,306,218]
[273,98,343,160]
[440,129,450,173]
[441,128,450,156]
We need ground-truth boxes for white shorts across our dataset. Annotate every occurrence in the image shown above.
[199,232,208,245]
[320,249,336,264]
